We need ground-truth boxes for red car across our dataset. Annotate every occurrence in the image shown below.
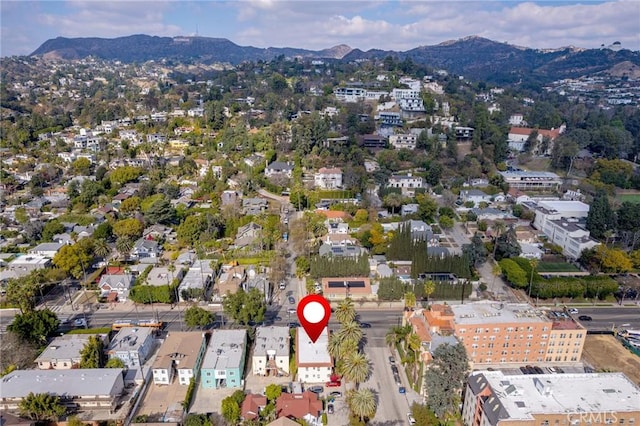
[326,380,341,387]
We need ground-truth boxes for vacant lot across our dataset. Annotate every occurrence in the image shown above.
[582,334,640,385]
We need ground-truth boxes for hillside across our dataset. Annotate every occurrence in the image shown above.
[30,34,640,83]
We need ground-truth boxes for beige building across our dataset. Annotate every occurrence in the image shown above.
[463,371,640,426]
[253,326,290,377]
[152,332,207,386]
[296,327,332,384]
[35,334,109,370]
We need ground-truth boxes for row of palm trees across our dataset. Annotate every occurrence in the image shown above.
[327,298,377,424]
[385,324,423,388]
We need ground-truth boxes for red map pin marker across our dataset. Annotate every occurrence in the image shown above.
[297,294,331,343]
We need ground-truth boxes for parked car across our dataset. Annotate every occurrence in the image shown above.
[359,322,372,328]
[74,318,87,328]
[533,366,544,374]
[308,386,323,394]
[407,413,416,424]
[329,391,342,398]
[288,322,300,328]
[389,356,396,364]
[519,366,528,374]
[578,315,592,321]
[327,404,334,414]
[326,380,342,387]
[399,387,406,394]
[288,296,295,304]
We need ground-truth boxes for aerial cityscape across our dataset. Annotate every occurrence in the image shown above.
[1,1,640,426]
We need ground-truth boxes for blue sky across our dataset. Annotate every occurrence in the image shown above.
[1,1,638,57]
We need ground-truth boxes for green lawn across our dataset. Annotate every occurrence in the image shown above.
[536,262,580,273]
[618,194,640,203]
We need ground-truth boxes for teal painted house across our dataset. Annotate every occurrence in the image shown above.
[201,329,247,389]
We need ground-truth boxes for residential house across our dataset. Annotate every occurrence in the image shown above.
[403,220,435,243]
[244,267,270,303]
[7,255,50,277]
[267,418,301,426]
[389,134,417,150]
[387,174,423,195]
[143,224,174,241]
[265,161,294,179]
[145,266,183,287]
[106,326,155,370]
[216,265,246,297]
[507,188,532,204]
[460,189,492,207]
[244,154,264,168]
[131,238,162,262]
[28,242,63,258]
[242,198,269,215]
[454,126,474,141]
[499,171,562,191]
[152,332,207,386]
[221,190,242,206]
[314,167,343,189]
[295,327,332,384]
[462,371,640,426]
[234,222,263,249]
[361,134,387,149]
[178,260,214,302]
[325,220,348,235]
[401,203,419,216]
[321,277,373,300]
[0,369,125,412]
[241,394,267,422]
[471,208,514,221]
[318,244,365,258]
[201,330,247,389]
[253,326,290,377]
[323,233,358,246]
[275,391,323,426]
[508,125,566,154]
[99,274,135,302]
[35,334,109,370]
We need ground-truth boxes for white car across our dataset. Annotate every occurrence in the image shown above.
[74,318,87,327]
[407,413,416,425]
[568,308,579,314]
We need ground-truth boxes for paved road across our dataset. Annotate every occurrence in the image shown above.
[561,306,640,331]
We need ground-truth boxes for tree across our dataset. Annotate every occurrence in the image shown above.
[119,196,141,215]
[52,244,91,279]
[19,392,66,421]
[184,305,214,329]
[145,198,177,225]
[184,414,213,426]
[221,390,245,424]
[177,215,206,246]
[105,357,126,369]
[416,193,438,222]
[222,288,267,325]
[5,276,39,313]
[109,166,142,186]
[335,298,356,324]
[423,280,436,302]
[265,383,282,402]
[424,343,469,418]
[72,157,92,175]
[41,220,65,242]
[93,239,111,259]
[346,388,377,423]
[463,233,488,267]
[80,335,105,368]
[8,309,59,344]
[93,221,113,241]
[404,291,416,308]
[439,215,454,229]
[336,321,363,349]
[587,191,616,240]
[411,403,439,426]
[596,245,633,273]
[113,218,144,240]
[494,227,521,261]
[340,352,370,388]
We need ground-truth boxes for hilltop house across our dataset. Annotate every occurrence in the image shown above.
[265,161,294,179]
[314,167,343,189]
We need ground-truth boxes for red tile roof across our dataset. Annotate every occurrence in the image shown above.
[276,391,322,420]
[242,394,267,420]
[509,126,562,140]
[314,210,352,220]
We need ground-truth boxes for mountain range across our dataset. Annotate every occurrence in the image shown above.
[30,34,640,84]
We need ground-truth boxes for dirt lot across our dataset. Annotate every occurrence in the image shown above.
[582,334,640,385]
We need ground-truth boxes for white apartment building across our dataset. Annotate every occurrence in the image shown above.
[252,326,290,376]
[391,88,421,100]
[387,174,424,190]
[107,326,155,370]
[334,87,366,102]
[314,167,343,189]
[389,134,417,150]
[296,327,332,384]
[499,171,562,191]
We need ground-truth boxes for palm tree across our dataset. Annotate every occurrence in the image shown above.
[491,221,506,260]
[93,239,111,260]
[407,332,422,384]
[336,321,363,347]
[423,280,436,302]
[340,352,370,389]
[404,291,416,308]
[335,297,356,324]
[346,388,377,423]
[115,237,133,260]
[327,333,344,360]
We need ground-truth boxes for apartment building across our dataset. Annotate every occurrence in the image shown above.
[152,332,207,386]
[296,327,332,384]
[387,174,424,193]
[201,330,247,389]
[529,200,599,259]
[389,134,417,150]
[252,326,290,377]
[35,334,109,370]
[499,171,562,191]
[427,302,586,367]
[106,326,155,370]
[463,371,640,426]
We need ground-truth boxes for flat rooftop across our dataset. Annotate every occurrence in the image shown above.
[255,326,290,357]
[296,327,332,367]
[450,302,549,325]
[152,331,204,371]
[538,200,589,213]
[36,334,102,363]
[0,368,124,398]
[478,371,640,418]
[107,326,154,353]
[202,329,247,371]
